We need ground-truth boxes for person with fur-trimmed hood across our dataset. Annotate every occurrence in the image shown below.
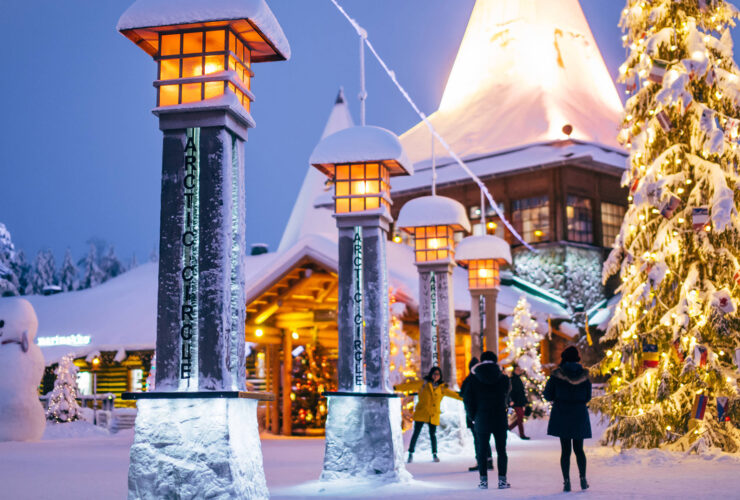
[459,357,492,472]
[544,345,592,492]
[462,351,511,490]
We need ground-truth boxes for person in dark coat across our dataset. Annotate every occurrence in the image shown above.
[459,357,492,472]
[544,346,592,492]
[507,364,531,439]
[462,351,511,490]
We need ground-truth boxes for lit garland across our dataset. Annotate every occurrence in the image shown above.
[504,296,550,417]
[389,289,419,427]
[592,0,740,453]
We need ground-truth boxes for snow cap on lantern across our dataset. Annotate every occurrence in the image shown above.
[117,0,290,114]
[310,125,413,215]
[456,234,511,290]
[396,195,470,263]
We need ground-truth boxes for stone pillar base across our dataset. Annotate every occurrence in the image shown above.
[321,395,410,482]
[128,398,268,500]
[411,397,470,456]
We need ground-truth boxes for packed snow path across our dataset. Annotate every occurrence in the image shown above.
[0,419,738,499]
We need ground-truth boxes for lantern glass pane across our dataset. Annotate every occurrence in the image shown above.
[161,34,180,56]
[335,181,349,197]
[204,81,223,99]
[182,57,203,78]
[183,32,203,54]
[366,197,379,210]
[336,165,349,180]
[336,199,349,213]
[204,55,224,75]
[351,164,364,179]
[230,31,237,55]
[350,198,364,212]
[366,163,379,178]
[237,40,245,62]
[160,59,179,80]
[159,84,179,106]
[181,83,201,103]
[205,29,225,52]
[366,181,380,194]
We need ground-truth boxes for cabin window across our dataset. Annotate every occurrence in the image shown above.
[129,369,145,392]
[76,371,93,396]
[566,196,594,243]
[512,196,549,243]
[601,202,626,247]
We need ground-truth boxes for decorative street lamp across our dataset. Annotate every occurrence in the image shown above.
[117,1,289,497]
[396,195,470,387]
[456,234,511,358]
[310,125,413,481]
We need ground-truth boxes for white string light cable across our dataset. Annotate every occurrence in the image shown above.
[328,0,535,251]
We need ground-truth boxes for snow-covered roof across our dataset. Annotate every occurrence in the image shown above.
[395,195,471,232]
[17,263,158,365]
[455,235,512,265]
[310,126,414,177]
[400,0,624,166]
[278,89,353,252]
[391,140,627,196]
[117,0,290,62]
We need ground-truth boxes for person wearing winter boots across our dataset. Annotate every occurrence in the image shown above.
[395,366,461,463]
[460,357,492,472]
[544,346,592,492]
[462,351,511,490]
[508,364,531,439]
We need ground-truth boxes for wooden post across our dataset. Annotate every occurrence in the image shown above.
[282,331,292,436]
[269,345,280,434]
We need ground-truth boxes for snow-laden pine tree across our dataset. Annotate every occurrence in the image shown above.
[12,250,31,296]
[30,250,57,295]
[46,355,82,423]
[0,223,20,296]
[59,249,79,292]
[592,0,740,452]
[100,246,124,282]
[79,244,105,290]
[505,296,549,417]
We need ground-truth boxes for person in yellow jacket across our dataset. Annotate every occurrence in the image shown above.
[395,366,462,463]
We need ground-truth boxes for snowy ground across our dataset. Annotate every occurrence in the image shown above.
[1,416,739,499]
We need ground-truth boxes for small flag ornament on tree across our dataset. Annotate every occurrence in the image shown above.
[642,342,659,368]
[717,397,730,422]
[692,394,708,420]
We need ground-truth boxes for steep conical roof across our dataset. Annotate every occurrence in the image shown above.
[278,89,354,251]
[400,0,624,165]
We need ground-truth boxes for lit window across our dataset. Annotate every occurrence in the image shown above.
[567,195,593,243]
[129,369,144,392]
[76,371,92,396]
[156,28,251,112]
[413,225,454,262]
[333,162,390,214]
[512,196,549,243]
[601,202,626,247]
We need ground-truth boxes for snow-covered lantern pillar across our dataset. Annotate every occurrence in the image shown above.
[117,1,289,498]
[456,235,511,358]
[310,125,412,481]
[396,196,470,387]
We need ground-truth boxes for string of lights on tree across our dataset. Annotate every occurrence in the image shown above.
[290,343,335,430]
[388,289,420,426]
[46,354,83,423]
[504,296,550,418]
[592,0,740,452]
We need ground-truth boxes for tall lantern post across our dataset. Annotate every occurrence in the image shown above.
[396,196,470,387]
[310,125,413,481]
[456,235,511,358]
[116,1,289,498]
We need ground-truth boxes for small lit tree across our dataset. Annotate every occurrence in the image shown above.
[46,355,83,423]
[505,296,549,417]
[291,343,336,431]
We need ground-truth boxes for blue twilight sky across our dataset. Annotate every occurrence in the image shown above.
[0,1,735,265]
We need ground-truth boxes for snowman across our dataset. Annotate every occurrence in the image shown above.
[0,297,46,441]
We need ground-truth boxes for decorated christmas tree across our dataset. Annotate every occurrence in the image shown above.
[291,343,335,431]
[388,291,420,427]
[592,0,740,452]
[46,355,83,423]
[505,296,549,417]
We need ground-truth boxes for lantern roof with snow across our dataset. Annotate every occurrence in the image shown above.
[395,195,471,233]
[455,234,512,264]
[117,0,290,62]
[310,126,413,178]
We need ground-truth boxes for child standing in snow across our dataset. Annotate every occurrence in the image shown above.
[395,366,461,463]
[544,346,592,492]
